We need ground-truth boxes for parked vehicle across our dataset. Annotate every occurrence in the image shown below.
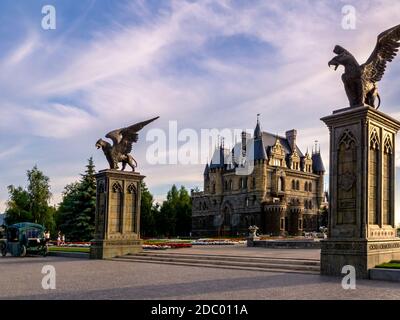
[1,222,48,257]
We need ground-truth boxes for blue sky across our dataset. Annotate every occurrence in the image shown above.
[1,0,400,223]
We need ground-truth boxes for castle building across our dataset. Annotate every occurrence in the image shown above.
[191,118,326,237]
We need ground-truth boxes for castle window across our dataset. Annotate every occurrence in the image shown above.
[305,201,308,209]
[252,177,256,189]
[244,177,248,189]
[309,200,313,209]
[296,180,300,190]
[252,195,257,204]
[280,218,285,230]
[308,182,312,192]
[229,180,233,191]
[278,177,284,192]
[239,178,242,189]
[292,180,296,190]
[212,183,216,194]
[305,182,308,192]
[224,180,228,191]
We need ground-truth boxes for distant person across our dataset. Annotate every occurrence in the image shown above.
[61,234,65,245]
[57,231,61,246]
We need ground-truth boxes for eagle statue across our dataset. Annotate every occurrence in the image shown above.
[328,24,400,109]
[96,116,159,171]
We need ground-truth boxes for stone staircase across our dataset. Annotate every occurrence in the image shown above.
[111,251,321,275]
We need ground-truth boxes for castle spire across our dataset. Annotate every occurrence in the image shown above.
[254,114,262,139]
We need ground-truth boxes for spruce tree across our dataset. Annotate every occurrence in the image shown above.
[57,158,96,241]
[74,157,96,241]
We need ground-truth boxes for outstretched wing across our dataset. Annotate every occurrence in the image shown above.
[108,116,159,155]
[362,24,400,82]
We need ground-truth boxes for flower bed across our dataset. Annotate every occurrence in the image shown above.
[142,244,170,250]
[143,241,192,249]
[192,238,246,245]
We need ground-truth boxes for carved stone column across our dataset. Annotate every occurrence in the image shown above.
[320,106,400,278]
[90,170,144,259]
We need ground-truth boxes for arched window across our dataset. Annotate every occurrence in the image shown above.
[278,177,284,191]
[305,182,308,192]
[292,180,296,190]
[296,180,300,190]
[308,182,312,192]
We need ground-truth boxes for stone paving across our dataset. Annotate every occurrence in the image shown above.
[1,246,400,300]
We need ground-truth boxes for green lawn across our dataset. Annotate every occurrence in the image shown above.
[376,261,400,269]
[49,246,90,253]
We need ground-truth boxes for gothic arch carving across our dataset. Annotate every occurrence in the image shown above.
[112,182,122,193]
[127,183,136,194]
[337,129,357,150]
[370,127,380,150]
[97,181,105,193]
[384,134,393,154]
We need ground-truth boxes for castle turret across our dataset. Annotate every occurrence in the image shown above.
[254,115,262,140]
[312,146,325,209]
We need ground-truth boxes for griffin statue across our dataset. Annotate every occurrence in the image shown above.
[328,24,400,109]
[96,116,159,171]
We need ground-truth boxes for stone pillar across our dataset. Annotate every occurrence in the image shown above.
[90,170,144,259]
[320,106,400,278]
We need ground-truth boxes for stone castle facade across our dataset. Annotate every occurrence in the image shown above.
[191,119,326,237]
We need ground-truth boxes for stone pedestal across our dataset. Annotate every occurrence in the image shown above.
[320,106,400,278]
[90,170,144,259]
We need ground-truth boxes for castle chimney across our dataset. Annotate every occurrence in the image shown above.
[285,129,297,153]
[241,131,247,156]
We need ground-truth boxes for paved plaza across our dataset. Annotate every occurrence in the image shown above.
[1,246,400,300]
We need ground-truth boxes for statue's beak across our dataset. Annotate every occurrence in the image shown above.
[328,59,339,71]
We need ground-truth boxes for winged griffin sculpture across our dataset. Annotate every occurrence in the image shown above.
[96,117,159,171]
[328,24,400,109]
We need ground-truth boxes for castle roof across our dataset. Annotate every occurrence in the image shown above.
[208,119,324,174]
[262,132,304,157]
[203,163,210,176]
[312,152,325,173]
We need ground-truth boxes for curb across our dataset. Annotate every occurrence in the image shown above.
[48,251,89,259]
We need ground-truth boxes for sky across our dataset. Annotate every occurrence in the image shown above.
[1,0,400,223]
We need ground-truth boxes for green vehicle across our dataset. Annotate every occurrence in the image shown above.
[1,222,48,257]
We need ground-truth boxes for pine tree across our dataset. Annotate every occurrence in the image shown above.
[57,158,96,241]
[74,157,96,241]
